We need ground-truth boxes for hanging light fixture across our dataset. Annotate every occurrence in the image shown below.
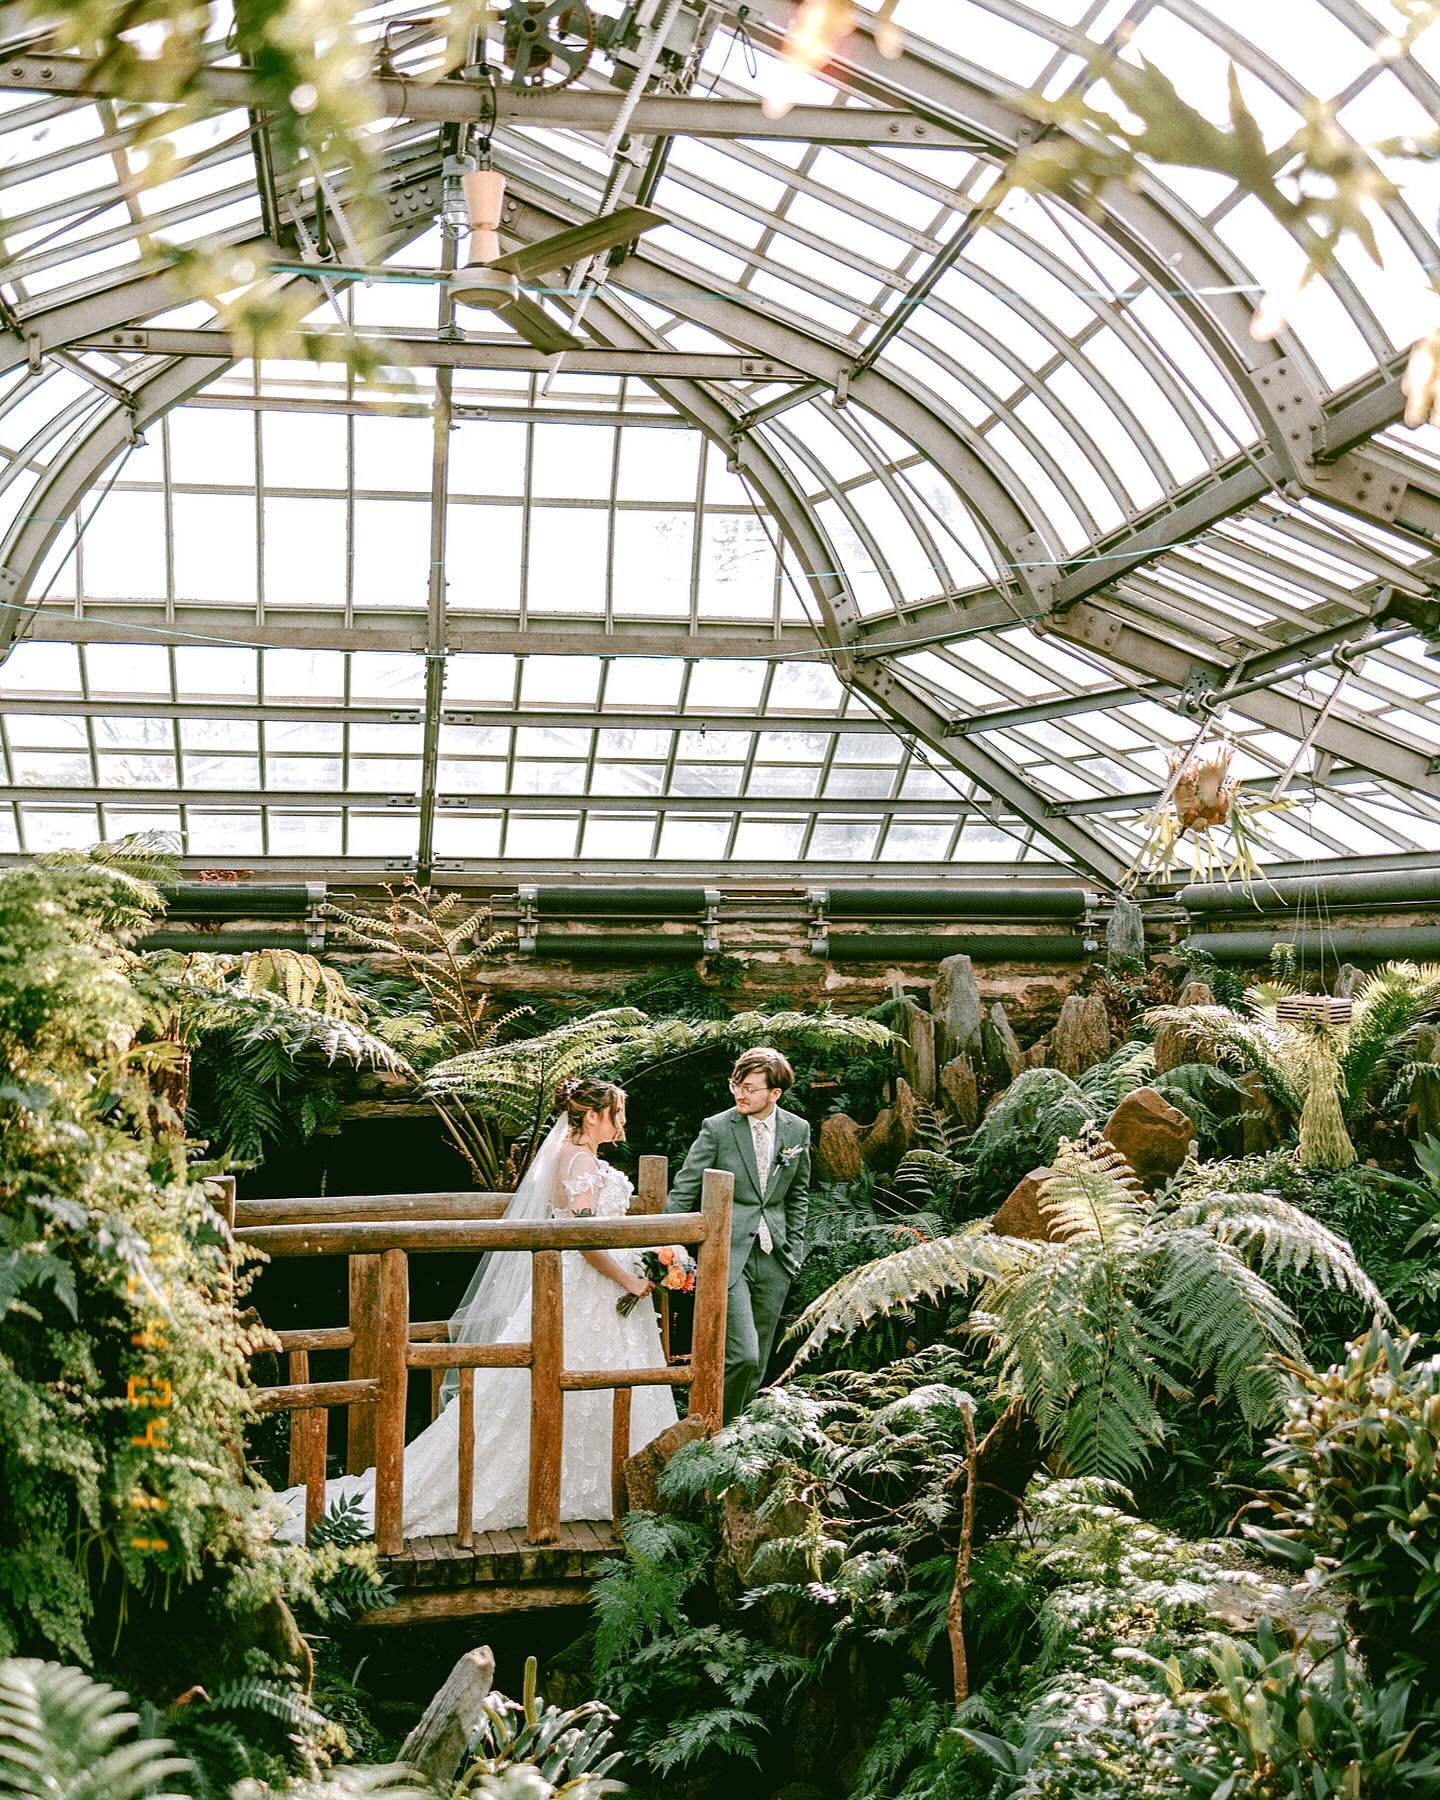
[450,153,522,309]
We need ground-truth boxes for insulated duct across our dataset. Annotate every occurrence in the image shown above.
[826,932,1088,963]
[1185,927,1440,963]
[1181,870,1440,916]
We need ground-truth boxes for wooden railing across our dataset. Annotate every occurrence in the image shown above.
[239,1158,731,1554]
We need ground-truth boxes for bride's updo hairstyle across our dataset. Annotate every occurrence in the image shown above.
[556,1075,626,1135]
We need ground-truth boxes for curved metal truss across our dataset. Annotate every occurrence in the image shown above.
[4,0,1440,888]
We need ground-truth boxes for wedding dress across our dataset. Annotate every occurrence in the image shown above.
[271,1121,678,1543]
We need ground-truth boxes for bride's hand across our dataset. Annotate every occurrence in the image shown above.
[622,1274,654,1299]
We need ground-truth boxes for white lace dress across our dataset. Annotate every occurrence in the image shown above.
[272,1161,678,1541]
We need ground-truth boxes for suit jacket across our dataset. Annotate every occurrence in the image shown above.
[665,1104,812,1276]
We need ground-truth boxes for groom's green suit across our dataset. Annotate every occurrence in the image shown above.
[666,1105,811,1423]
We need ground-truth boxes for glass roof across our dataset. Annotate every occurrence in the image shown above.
[4,0,1440,885]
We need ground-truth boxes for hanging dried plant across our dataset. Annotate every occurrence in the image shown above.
[1134,741,1287,889]
[1296,1020,1358,1171]
[1170,744,1240,831]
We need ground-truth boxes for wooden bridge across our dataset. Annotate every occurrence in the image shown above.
[235,1156,732,1624]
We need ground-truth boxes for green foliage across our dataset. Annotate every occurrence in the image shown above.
[790,1134,1382,1481]
[1171,1625,1440,1799]
[591,1512,716,1669]
[1182,1152,1440,1356]
[143,948,417,1164]
[589,1512,801,1776]
[1145,962,1440,1159]
[1249,1325,1440,1696]
[464,1655,624,1797]
[0,1656,191,1800]
[428,1005,891,1155]
[0,862,294,1667]
[961,1045,1156,1210]
[302,1497,397,1625]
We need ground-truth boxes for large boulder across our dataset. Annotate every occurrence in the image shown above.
[895,996,937,1100]
[939,1053,980,1128]
[932,953,983,1063]
[816,1112,865,1182]
[990,1167,1058,1242]
[860,1077,920,1173]
[1106,895,1146,968]
[623,1415,708,1515]
[1049,994,1112,1077]
[1102,1087,1194,1191]
[1238,1069,1287,1155]
[980,1002,1024,1089]
[1153,980,1218,1073]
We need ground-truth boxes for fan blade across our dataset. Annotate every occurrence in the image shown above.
[495,293,583,354]
[490,207,666,279]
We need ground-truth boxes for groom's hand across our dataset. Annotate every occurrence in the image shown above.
[665,1116,719,1214]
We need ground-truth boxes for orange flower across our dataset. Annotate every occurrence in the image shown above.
[656,1247,677,1266]
[663,1266,688,1290]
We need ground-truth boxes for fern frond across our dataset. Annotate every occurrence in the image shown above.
[1037,1134,1148,1246]
[1164,1187,1386,1314]
[785,1228,1036,1372]
[1145,1228,1300,1425]
[0,1659,193,1800]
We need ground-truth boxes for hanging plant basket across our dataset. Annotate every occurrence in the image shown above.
[1276,995,1353,1030]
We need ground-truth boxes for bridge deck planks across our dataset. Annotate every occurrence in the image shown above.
[367,1519,619,1619]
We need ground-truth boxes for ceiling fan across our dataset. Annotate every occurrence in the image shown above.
[268,169,665,355]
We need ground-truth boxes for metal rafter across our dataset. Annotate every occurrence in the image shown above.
[0,56,965,145]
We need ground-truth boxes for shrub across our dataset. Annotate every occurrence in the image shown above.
[1249,1324,1440,1696]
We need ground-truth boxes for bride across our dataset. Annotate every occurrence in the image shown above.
[272,1076,678,1542]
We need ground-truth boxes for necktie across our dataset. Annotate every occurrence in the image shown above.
[753,1117,773,1253]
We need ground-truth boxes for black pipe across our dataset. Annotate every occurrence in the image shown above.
[532,886,709,915]
[161,882,322,918]
[1181,870,1440,916]
[138,930,320,953]
[822,885,1088,919]
[531,931,704,961]
[1186,927,1440,963]
[826,932,1088,963]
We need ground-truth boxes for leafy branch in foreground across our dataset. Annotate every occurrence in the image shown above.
[786,1133,1383,1481]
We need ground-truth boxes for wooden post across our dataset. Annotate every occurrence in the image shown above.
[456,1368,475,1549]
[301,1410,328,1540]
[347,1254,382,1472]
[610,1388,632,1520]
[636,1155,667,1214]
[374,1248,409,1556]
[688,1169,733,1432]
[528,1251,564,1546]
[635,1155,670,1355]
[210,1174,237,1231]
[286,1351,311,1485]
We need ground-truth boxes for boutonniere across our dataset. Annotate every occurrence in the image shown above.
[779,1144,804,1165]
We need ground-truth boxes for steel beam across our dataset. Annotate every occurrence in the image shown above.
[0,784,975,817]
[0,55,963,144]
[1046,602,1440,800]
[0,693,896,732]
[73,327,804,380]
[11,612,825,658]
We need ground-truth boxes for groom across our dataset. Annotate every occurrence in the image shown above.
[666,1047,811,1424]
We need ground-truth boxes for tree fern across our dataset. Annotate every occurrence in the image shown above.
[428,1006,892,1152]
[787,1135,1380,1481]
[1341,961,1440,1115]
[0,1658,193,1800]
[784,1229,1035,1372]
[325,881,514,1054]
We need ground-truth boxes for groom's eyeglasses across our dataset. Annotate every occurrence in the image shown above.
[729,1079,773,1097]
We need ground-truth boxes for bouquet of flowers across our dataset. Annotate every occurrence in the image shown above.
[617,1246,696,1316]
